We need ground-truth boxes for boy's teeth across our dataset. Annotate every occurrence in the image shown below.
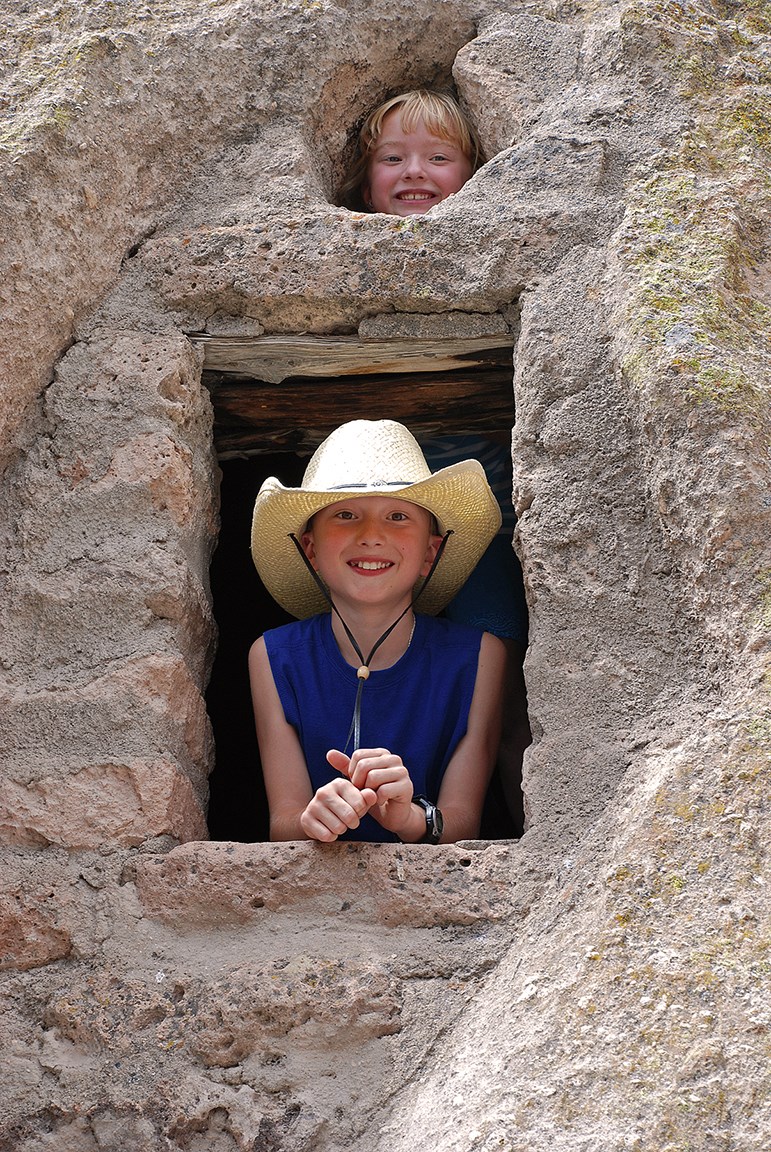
[354,561,390,570]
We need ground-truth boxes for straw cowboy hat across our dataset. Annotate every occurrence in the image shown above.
[251,419,502,619]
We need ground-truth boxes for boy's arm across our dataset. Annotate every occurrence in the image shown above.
[249,638,377,842]
[343,632,506,843]
[249,637,315,841]
[434,631,506,843]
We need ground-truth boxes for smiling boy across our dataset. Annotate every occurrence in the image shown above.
[248,420,505,844]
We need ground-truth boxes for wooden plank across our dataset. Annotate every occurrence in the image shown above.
[190,333,513,383]
[208,367,514,457]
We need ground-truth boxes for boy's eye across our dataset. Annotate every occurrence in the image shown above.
[333,509,356,520]
[388,510,408,521]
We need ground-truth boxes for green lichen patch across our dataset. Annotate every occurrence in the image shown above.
[714,0,771,35]
[573,760,770,1142]
[616,151,770,412]
[755,573,771,631]
[615,1,771,419]
[0,34,91,153]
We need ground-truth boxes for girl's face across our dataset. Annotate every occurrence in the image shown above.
[362,108,472,217]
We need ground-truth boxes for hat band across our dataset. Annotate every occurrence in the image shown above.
[325,480,416,490]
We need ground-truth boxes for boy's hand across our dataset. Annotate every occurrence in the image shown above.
[327,747,414,836]
[300,772,378,842]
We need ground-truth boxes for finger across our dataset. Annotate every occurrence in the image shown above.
[352,766,409,797]
[348,751,401,789]
[321,780,372,820]
[302,795,362,841]
[369,781,413,809]
[359,787,379,810]
[327,748,352,778]
[300,813,342,842]
[350,748,390,767]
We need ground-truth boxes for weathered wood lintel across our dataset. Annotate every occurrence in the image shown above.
[209,367,515,457]
[190,333,514,384]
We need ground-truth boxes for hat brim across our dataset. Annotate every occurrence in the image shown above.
[251,460,502,618]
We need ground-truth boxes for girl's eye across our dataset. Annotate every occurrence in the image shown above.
[431,154,450,162]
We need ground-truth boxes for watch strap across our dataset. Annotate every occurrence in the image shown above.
[412,795,443,844]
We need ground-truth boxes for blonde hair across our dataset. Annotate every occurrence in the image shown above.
[342,89,483,208]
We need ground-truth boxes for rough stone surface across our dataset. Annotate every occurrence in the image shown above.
[1,0,770,1150]
[358,310,512,339]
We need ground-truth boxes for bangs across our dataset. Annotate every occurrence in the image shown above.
[363,90,480,166]
[397,92,473,154]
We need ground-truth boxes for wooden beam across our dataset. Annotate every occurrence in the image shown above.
[208,367,514,457]
[190,333,513,383]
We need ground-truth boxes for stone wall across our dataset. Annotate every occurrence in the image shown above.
[1,1,769,1149]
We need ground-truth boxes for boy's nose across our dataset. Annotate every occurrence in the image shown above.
[357,516,384,544]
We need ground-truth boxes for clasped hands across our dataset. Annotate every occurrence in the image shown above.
[299,747,414,843]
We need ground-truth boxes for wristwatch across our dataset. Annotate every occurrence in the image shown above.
[412,796,444,845]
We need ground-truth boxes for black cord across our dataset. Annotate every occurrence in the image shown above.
[288,528,453,751]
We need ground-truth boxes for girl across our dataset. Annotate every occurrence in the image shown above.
[343,88,482,215]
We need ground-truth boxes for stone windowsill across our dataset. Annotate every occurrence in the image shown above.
[132,838,525,930]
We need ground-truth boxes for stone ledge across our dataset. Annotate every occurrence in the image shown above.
[133,839,526,930]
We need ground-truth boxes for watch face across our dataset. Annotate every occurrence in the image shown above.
[433,806,444,837]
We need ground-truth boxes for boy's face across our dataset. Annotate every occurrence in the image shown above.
[362,108,472,217]
[301,495,442,609]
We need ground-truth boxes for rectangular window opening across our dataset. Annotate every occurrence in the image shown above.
[200,334,528,843]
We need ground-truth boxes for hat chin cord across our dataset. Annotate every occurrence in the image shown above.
[288,530,453,753]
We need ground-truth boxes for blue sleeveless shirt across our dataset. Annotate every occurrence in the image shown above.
[263,613,482,842]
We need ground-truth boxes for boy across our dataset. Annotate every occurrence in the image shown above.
[249,419,505,843]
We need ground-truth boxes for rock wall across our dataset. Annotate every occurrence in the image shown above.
[1,1,769,1150]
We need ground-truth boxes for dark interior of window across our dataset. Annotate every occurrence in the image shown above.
[206,452,302,842]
